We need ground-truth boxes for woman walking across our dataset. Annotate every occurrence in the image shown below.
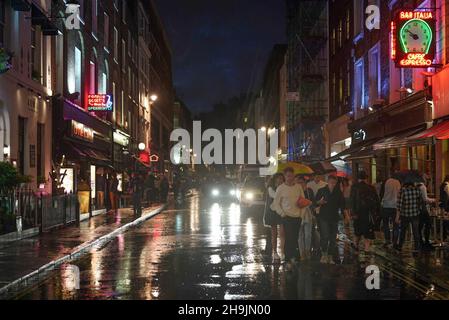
[263,173,286,263]
[296,176,315,261]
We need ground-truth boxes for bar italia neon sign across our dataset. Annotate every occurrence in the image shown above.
[391,10,435,68]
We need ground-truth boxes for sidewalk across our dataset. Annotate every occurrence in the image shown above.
[0,204,165,297]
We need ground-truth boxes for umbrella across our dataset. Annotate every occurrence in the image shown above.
[277,162,314,175]
[393,170,425,184]
[330,171,348,178]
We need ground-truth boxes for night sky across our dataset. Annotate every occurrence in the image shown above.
[153,0,286,114]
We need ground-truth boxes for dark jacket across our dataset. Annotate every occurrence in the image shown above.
[316,186,345,221]
[350,181,380,216]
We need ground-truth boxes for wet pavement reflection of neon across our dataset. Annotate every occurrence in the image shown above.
[17,194,449,300]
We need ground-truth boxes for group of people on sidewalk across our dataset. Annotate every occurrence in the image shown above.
[263,166,449,270]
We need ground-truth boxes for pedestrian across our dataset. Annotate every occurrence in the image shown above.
[130,173,144,216]
[307,174,327,198]
[380,172,402,248]
[96,169,106,209]
[108,172,119,212]
[263,173,285,263]
[350,171,380,259]
[417,179,435,250]
[439,175,449,240]
[341,177,352,230]
[315,175,345,264]
[396,181,424,252]
[160,174,170,203]
[272,167,309,271]
[296,176,315,261]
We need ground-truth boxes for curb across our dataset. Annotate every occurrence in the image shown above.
[0,204,166,299]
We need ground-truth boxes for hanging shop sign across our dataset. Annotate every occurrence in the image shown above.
[139,151,150,164]
[71,120,94,142]
[353,129,367,142]
[87,94,113,112]
[150,154,159,162]
[113,129,130,146]
[391,10,436,68]
[0,48,13,74]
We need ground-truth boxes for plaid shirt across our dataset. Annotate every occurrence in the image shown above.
[397,185,423,217]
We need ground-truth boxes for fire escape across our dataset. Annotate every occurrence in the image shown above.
[287,0,328,162]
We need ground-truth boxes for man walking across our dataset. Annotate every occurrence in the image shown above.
[307,174,327,198]
[380,173,401,248]
[130,173,144,217]
[315,175,345,264]
[272,167,306,270]
[350,171,380,259]
[396,181,424,252]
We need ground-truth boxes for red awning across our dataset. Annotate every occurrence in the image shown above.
[408,120,449,140]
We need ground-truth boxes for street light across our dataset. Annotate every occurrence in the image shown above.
[261,126,267,132]
[150,94,158,102]
[138,142,146,151]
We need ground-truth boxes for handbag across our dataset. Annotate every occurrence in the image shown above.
[297,197,312,209]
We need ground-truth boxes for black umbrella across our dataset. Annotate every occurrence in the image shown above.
[393,170,425,184]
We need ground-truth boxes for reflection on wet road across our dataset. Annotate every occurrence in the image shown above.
[18,194,449,300]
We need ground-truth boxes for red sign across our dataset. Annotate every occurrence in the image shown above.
[392,10,436,68]
[150,155,159,162]
[139,151,150,164]
[87,94,113,111]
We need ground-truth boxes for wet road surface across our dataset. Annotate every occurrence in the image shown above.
[17,193,449,300]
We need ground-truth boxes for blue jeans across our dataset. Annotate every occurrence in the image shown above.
[298,221,312,256]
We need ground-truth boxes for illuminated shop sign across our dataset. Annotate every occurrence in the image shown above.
[87,94,113,111]
[391,10,436,68]
[71,120,94,142]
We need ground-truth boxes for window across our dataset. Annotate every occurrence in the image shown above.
[332,72,336,107]
[104,13,109,48]
[339,68,343,103]
[0,0,5,47]
[92,0,97,35]
[18,117,26,175]
[354,59,365,112]
[37,123,44,182]
[31,25,42,83]
[89,61,96,94]
[100,72,107,94]
[113,0,119,11]
[331,28,336,55]
[353,0,363,38]
[122,0,126,24]
[112,82,116,122]
[69,46,82,95]
[338,20,343,47]
[79,0,84,20]
[113,28,118,61]
[346,59,351,100]
[128,31,131,55]
[121,39,125,71]
[369,45,380,105]
[121,90,124,126]
[346,9,350,40]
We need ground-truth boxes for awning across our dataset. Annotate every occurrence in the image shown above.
[373,127,427,150]
[309,161,337,174]
[63,142,111,166]
[328,138,379,162]
[411,120,449,140]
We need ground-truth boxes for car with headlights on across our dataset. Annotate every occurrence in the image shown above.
[205,178,239,202]
[238,176,266,211]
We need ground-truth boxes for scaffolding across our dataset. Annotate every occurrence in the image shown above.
[286,0,328,162]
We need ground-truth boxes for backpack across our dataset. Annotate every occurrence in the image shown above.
[354,183,379,213]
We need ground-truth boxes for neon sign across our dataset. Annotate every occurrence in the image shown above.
[392,10,435,68]
[87,94,113,111]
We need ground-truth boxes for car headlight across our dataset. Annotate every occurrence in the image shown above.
[212,189,220,196]
[245,192,254,200]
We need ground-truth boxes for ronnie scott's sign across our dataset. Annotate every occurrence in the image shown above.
[391,10,436,68]
[87,94,113,112]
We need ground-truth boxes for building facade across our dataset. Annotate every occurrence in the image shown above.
[0,0,55,193]
[286,0,328,162]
